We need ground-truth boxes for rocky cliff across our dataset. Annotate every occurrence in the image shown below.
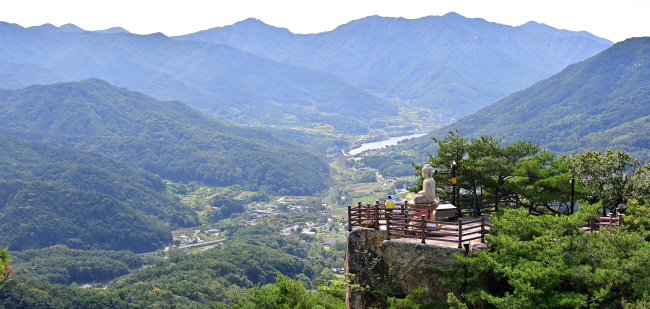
[345,228,485,308]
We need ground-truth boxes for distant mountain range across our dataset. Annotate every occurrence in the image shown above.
[0,21,394,130]
[0,14,612,130]
[178,13,612,118]
[0,79,330,195]
[404,37,650,161]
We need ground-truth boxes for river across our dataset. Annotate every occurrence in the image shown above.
[348,133,427,155]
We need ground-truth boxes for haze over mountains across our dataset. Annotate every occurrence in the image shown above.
[178,12,612,118]
[0,20,394,130]
[0,13,611,130]
[405,37,650,161]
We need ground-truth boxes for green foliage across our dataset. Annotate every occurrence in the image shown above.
[317,277,348,301]
[229,274,345,309]
[388,288,449,309]
[0,276,204,308]
[357,170,377,183]
[414,131,539,198]
[454,208,650,308]
[0,180,171,253]
[510,151,580,214]
[0,79,329,195]
[623,200,650,235]
[97,226,314,306]
[0,247,11,285]
[210,196,246,220]
[356,155,416,178]
[11,246,142,285]
[0,133,196,227]
[227,225,308,258]
[573,149,650,214]
[413,131,650,215]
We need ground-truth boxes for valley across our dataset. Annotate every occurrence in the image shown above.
[1,9,649,309]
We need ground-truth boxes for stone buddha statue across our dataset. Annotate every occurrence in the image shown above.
[412,164,438,208]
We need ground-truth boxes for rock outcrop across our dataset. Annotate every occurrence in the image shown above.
[345,228,486,308]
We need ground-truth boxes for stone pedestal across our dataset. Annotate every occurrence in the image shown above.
[412,201,440,220]
[432,204,456,221]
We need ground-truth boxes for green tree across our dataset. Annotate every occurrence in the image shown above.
[452,206,650,308]
[413,131,539,198]
[0,247,11,285]
[230,274,345,309]
[510,151,580,214]
[572,149,650,215]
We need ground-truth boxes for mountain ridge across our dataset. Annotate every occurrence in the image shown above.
[177,13,612,118]
[403,37,650,161]
[0,21,395,129]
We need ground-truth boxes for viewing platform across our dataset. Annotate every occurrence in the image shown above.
[348,200,492,249]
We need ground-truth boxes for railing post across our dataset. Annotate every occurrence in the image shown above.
[386,211,391,240]
[590,217,595,232]
[427,204,432,220]
[374,204,379,230]
[348,205,352,231]
[366,203,371,228]
[458,219,463,248]
[609,213,614,228]
[405,210,410,231]
[401,201,405,215]
[473,194,478,217]
[495,193,500,213]
[570,178,575,215]
[480,215,485,243]
[616,209,622,226]
[421,215,426,244]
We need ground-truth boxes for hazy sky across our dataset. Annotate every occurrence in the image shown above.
[1,0,648,42]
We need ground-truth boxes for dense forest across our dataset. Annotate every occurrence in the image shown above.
[11,246,142,285]
[0,226,345,308]
[0,134,196,226]
[0,79,330,195]
[0,180,171,253]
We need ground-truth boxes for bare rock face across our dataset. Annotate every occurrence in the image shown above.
[345,229,485,308]
[345,229,404,309]
[381,239,463,302]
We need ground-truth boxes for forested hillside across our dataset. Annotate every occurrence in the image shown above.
[0,21,395,128]
[178,13,611,118]
[0,134,199,252]
[404,37,650,161]
[0,79,330,195]
[0,134,196,226]
[0,180,171,252]
[11,246,142,285]
[0,226,327,308]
